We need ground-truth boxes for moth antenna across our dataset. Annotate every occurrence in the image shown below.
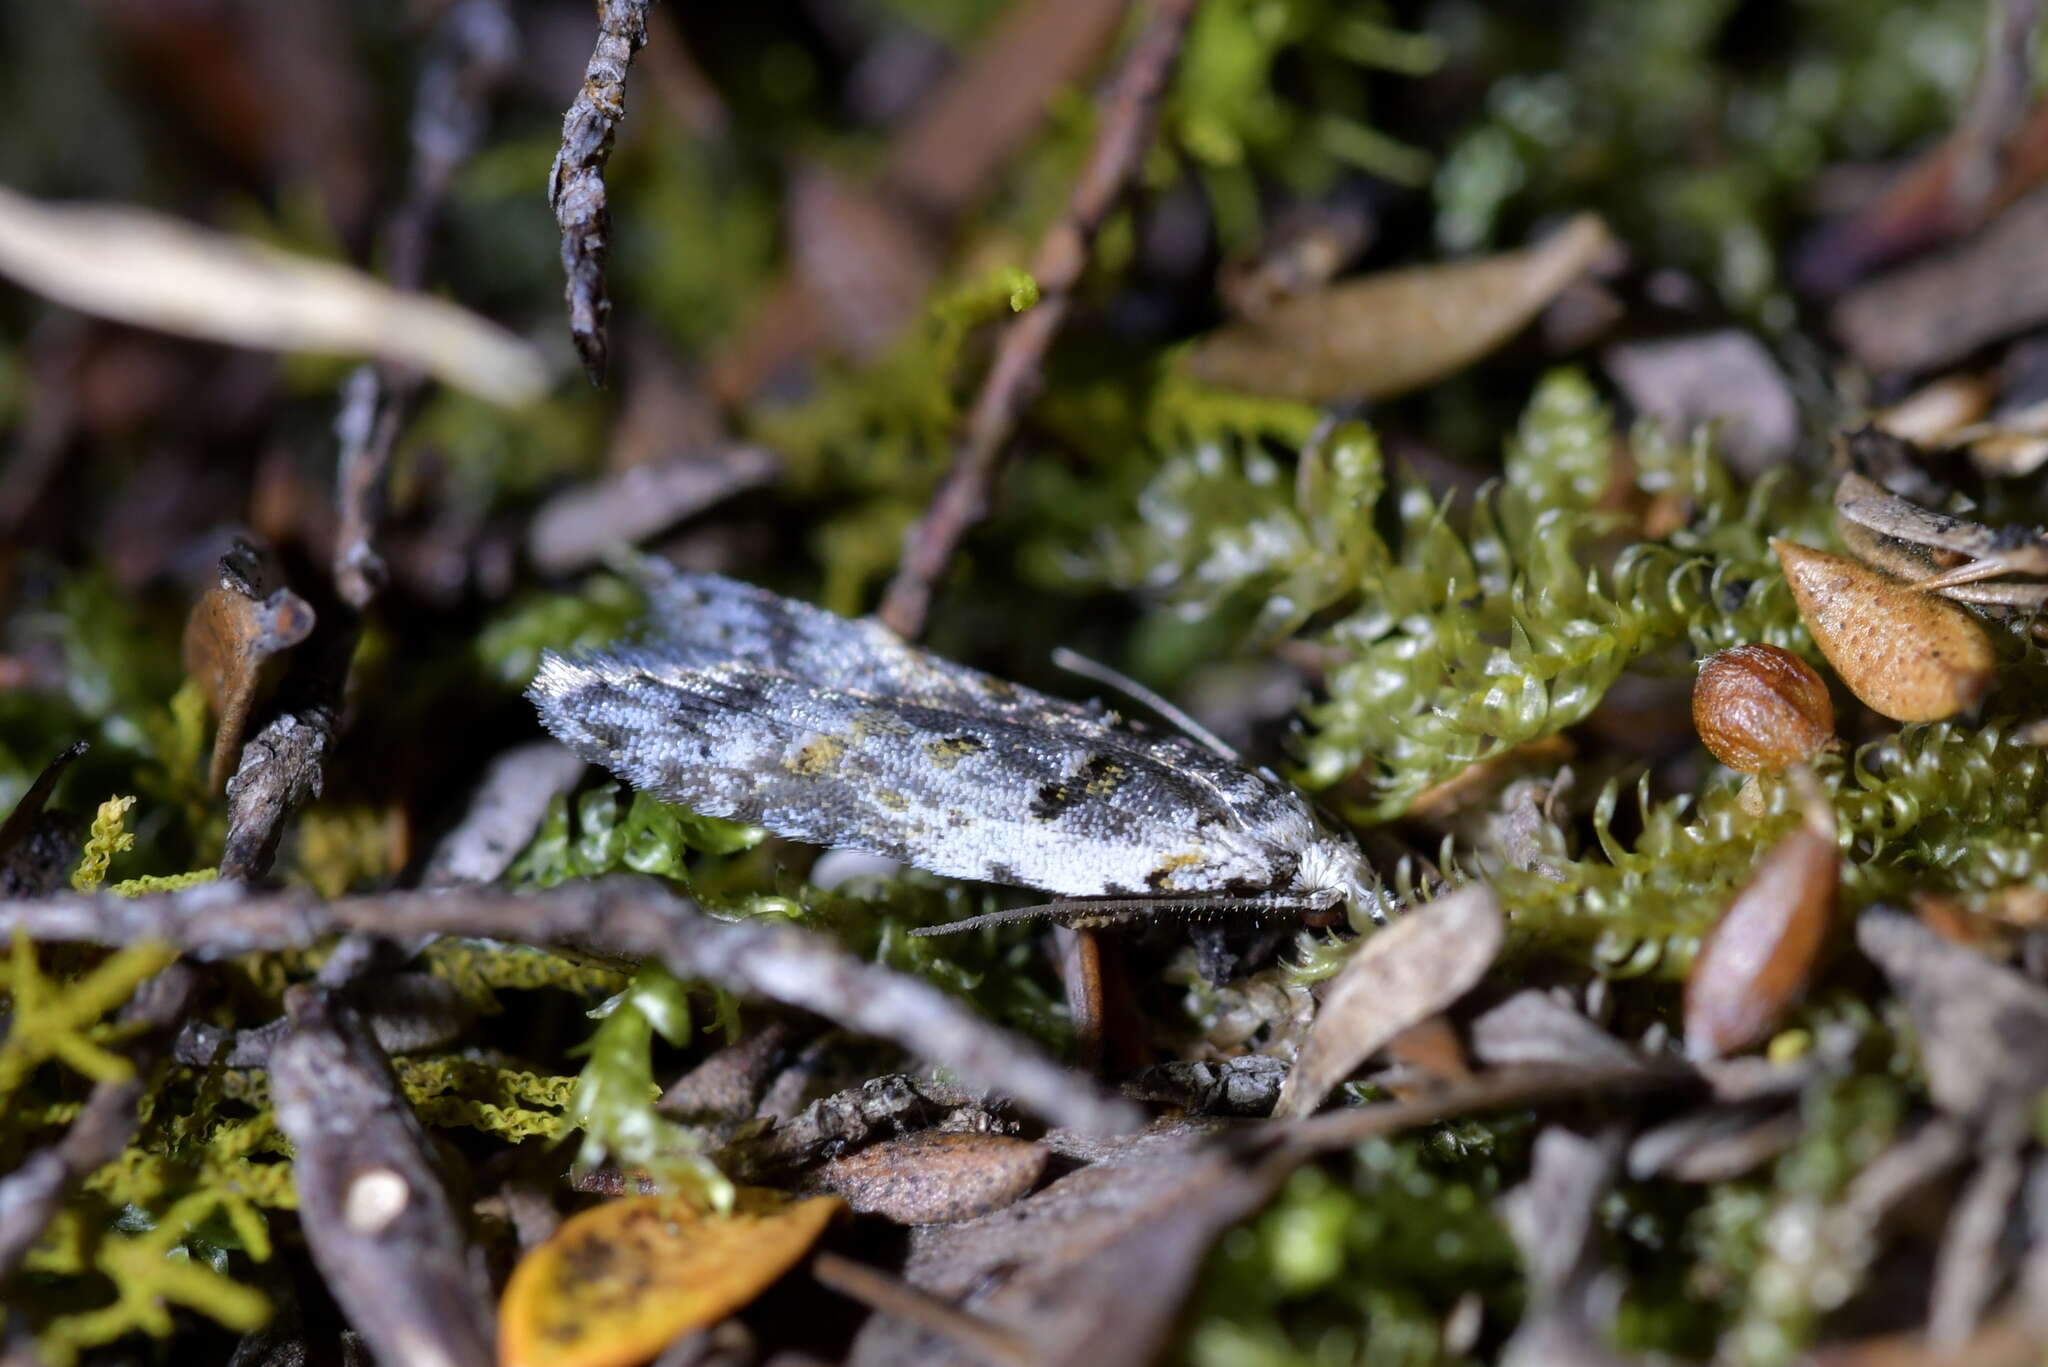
[1050,646,1241,763]
[912,894,1332,936]
[910,902,1076,936]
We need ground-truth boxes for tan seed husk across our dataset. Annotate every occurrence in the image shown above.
[1771,539,1995,723]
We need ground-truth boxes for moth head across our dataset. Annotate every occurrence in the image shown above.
[1294,832,1386,927]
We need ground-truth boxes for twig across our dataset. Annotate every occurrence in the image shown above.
[548,0,651,387]
[0,878,1142,1136]
[423,740,587,886]
[335,0,517,609]
[878,0,1199,639]
[235,2,518,869]
[525,444,781,575]
[218,609,353,883]
[0,962,200,1283]
[812,1250,1035,1367]
[270,986,495,1367]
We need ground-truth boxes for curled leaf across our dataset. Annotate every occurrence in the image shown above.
[1772,539,1996,723]
[1683,796,1837,1062]
[183,539,317,791]
[1180,213,1612,401]
[1275,881,1504,1118]
[498,1188,844,1367]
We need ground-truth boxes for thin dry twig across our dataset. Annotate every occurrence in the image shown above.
[218,609,353,884]
[812,1250,1036,1367]
[548,0,650,387]
[879,0,1200,639]
[525,444,781,575]
[336,0,517,609]
[0,878,1142,1136]
[0,962,200,1283]
[269,985,495,1367]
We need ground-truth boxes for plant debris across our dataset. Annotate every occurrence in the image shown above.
[14,2,2048,1363]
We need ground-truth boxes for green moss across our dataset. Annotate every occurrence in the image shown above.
[1181,1130,1523,1367]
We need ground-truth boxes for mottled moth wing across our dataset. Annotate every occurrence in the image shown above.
[530,657,1320,902]
[630,567,1289,808]
[637,565,1063,715]
[533,566,1365,914]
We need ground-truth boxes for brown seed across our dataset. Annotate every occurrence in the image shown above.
[1684,800,1838,1062]
[815,1131,1048,1225]
[1692,644,1836,773]
[1771,539,1996,723]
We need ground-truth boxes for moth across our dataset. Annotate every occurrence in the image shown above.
[529,564,1379,935]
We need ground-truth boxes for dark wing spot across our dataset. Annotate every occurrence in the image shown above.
[1029,782,1073,821]
[1032,754,1124,819]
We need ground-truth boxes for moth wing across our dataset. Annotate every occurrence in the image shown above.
[632,567,1302,825]
[529,653,1308,900]
[635,565,1061,714]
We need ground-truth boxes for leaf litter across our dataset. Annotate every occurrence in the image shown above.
[14,1,2048,1364]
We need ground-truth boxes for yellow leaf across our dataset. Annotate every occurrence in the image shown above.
[497,1188,843,1367]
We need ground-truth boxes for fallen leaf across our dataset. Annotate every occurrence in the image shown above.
[1180,213,1612,401]
[0,185,549,405]
[1274,882,1505,1118]
[1683,797,1838,1062]
[1832,186,2048,377]
[1772,539,1996,723]
[1857,908,2048,1124]
[497,1188,844,1367]
[816,1131,1047,1225]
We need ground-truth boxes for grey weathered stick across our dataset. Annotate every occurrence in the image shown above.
[336,0,518,608]
[0,878,1141,1136]
[879,0,1199,639]
[0,962,200,1283]
[270,986,495,1367]
[525,444,781,574]
[218,619,351,884]
[548,0,650,387]
[424,740,587,886]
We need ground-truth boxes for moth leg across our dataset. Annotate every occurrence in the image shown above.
[1056,926,1143,1076]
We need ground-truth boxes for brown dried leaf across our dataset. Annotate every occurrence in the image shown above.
[1180,214,1613,401]
[1833,186,2048,377]
[815,1131,1048,1225]
[1468,991,1641,1073]
[1274,882,1504,1118]
[1683,799,1837,1062]
[1772,539,1996,722]
[181,539,316,791]
[1857,908,2048,1123]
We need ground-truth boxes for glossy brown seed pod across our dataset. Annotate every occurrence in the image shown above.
[1772,538,1996,723]
[1693,644,1836,773]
